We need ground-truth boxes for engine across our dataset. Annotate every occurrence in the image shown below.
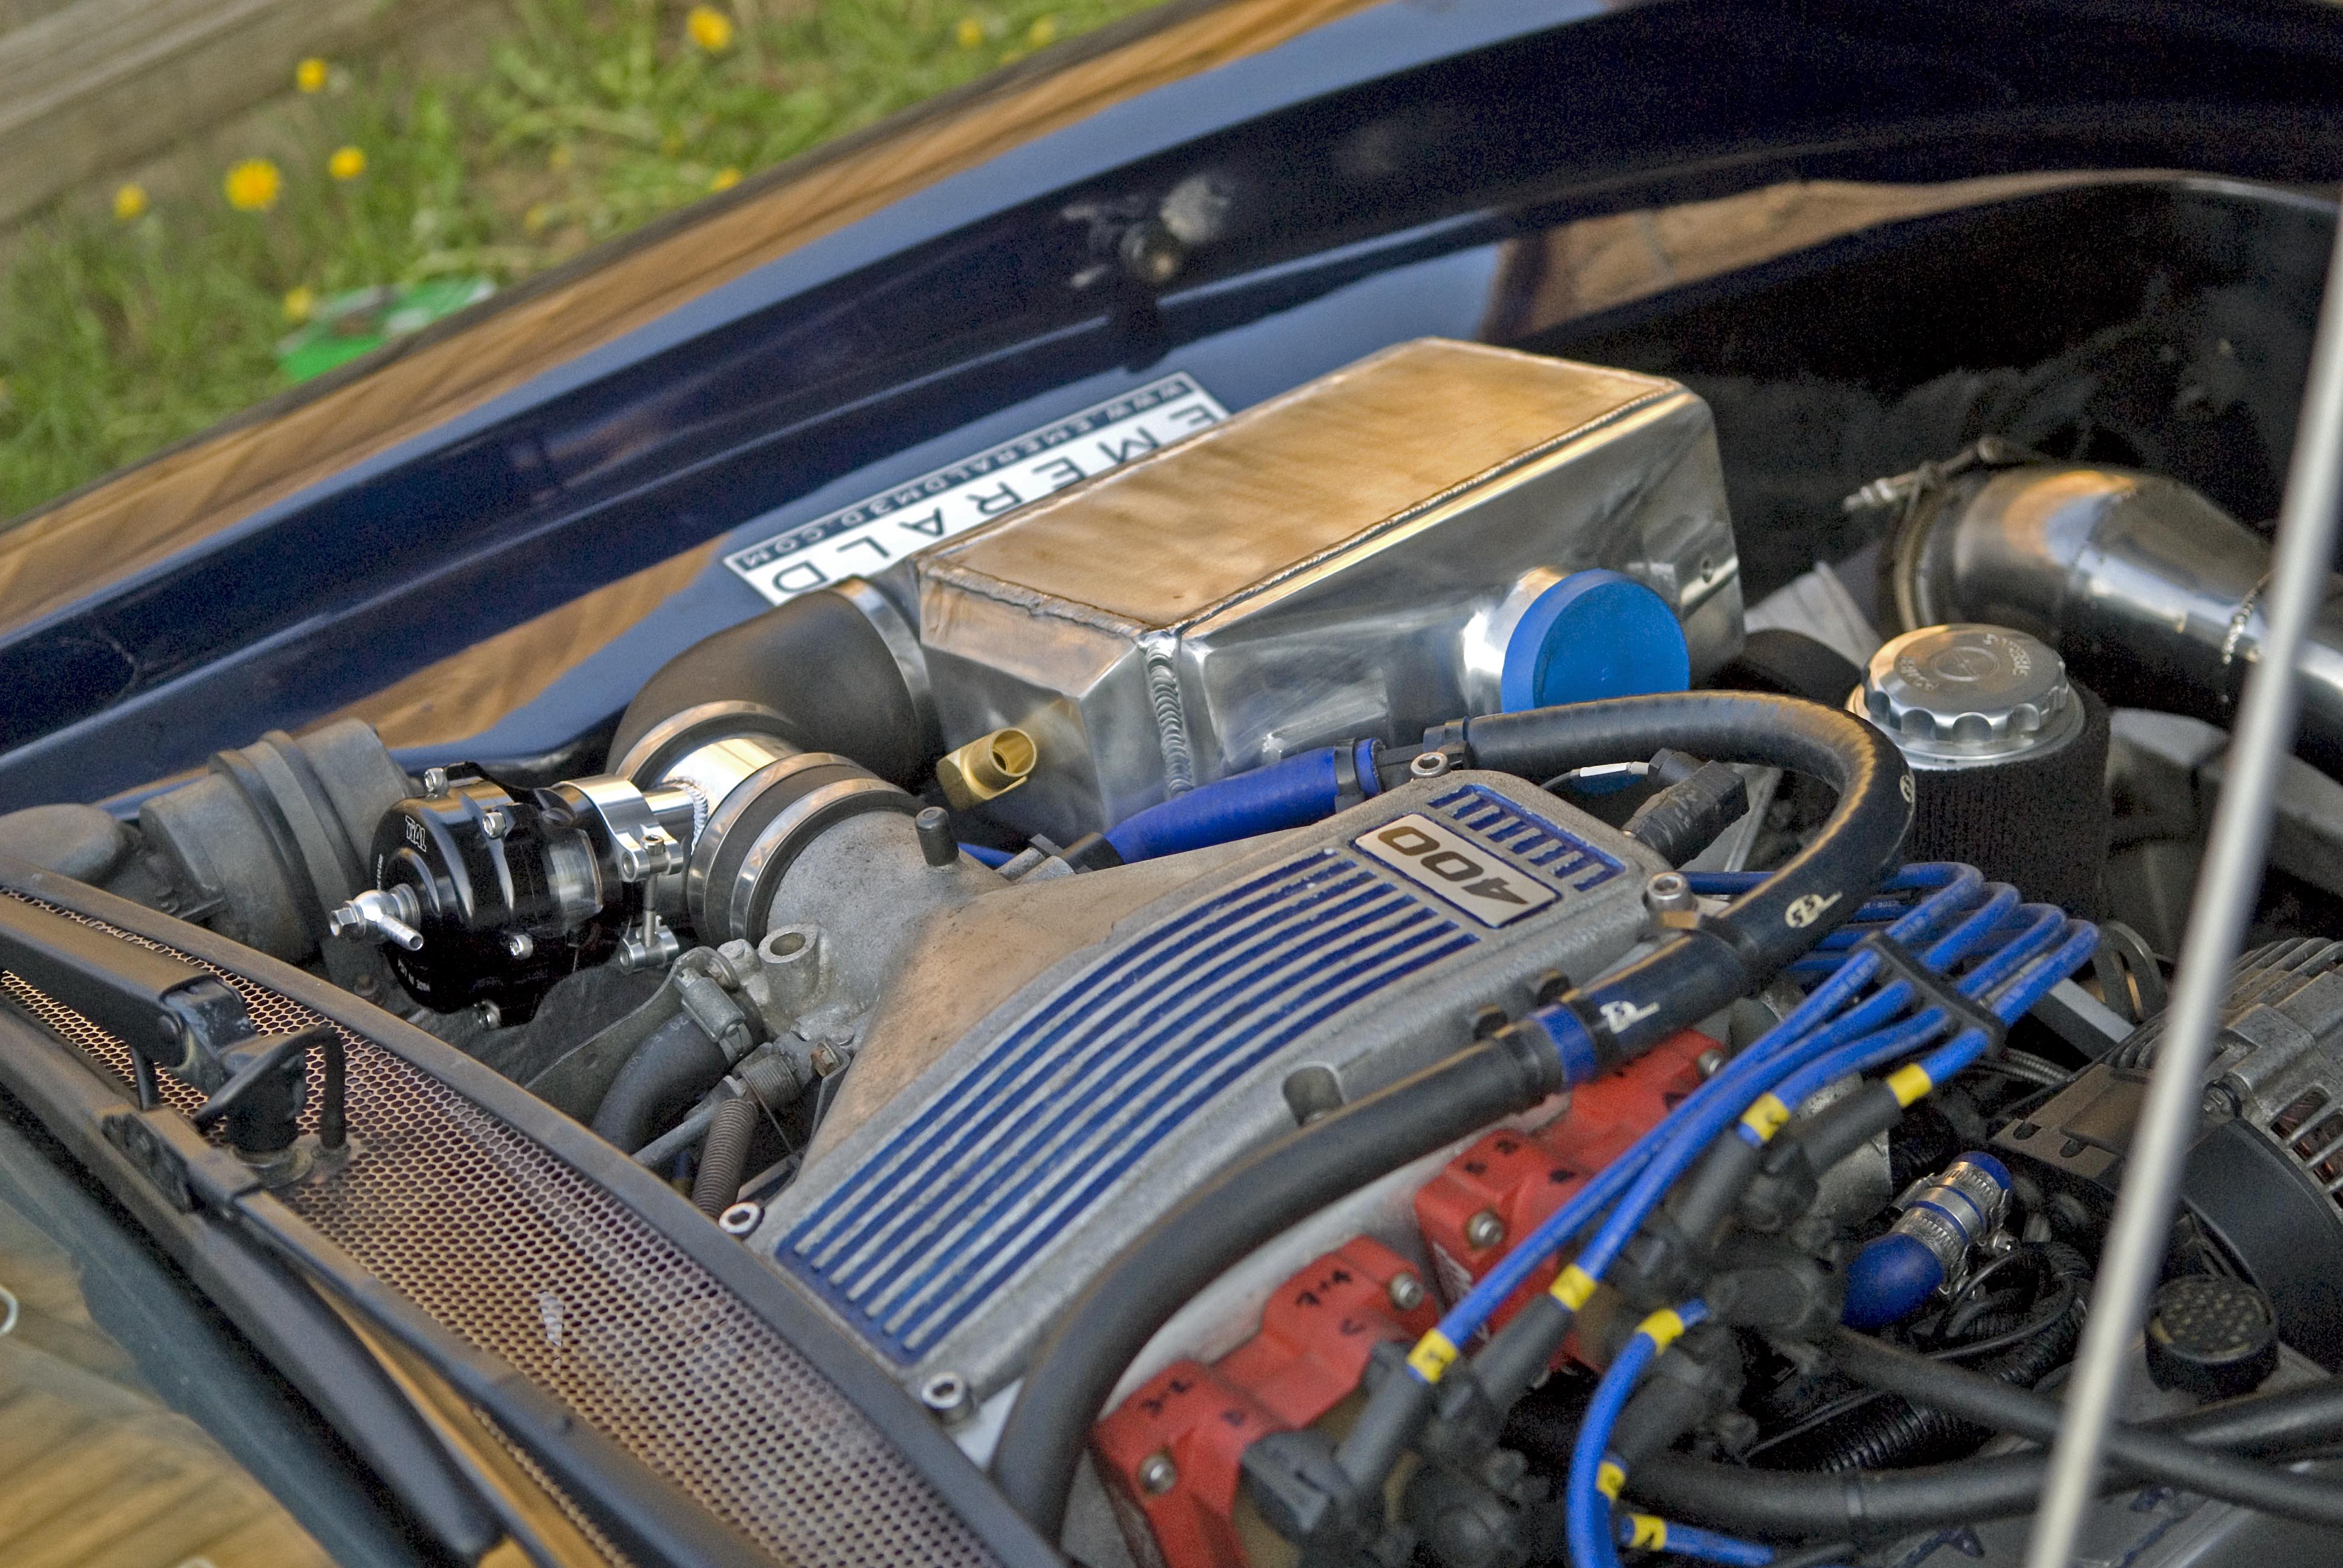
[18,325,2343,1568]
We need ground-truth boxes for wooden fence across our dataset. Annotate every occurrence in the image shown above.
[0,0,473,229]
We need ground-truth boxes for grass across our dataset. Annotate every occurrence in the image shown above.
[0,0,1163,523]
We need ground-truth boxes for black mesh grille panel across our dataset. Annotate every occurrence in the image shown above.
[0,898,1000,1568]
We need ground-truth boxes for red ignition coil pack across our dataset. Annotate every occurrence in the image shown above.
[1414,1027,1715,1344]
[1093,1030,1719,1568]
[1094,1236,1438,1568]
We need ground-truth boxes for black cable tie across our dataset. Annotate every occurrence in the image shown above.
[1331,743,1365,807]
[1853,931,2006,1054]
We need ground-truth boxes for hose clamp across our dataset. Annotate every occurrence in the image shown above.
[1891,1155,2010,1279]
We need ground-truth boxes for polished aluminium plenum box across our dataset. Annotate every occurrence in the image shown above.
[882,338,1743,842]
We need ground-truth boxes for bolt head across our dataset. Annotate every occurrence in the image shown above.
[421,767,450,797]
[504,932,536,961]
[1695,1047,1728,1079]
[1117,221,1185,286]
[919,1371,974,1423]
[1465,1209,1506,1250]
[718,1201,762,1236]
[1137,1452,1178,1495]
[1409,751,1451,779]
[473,1000,502,1030]
[1388,1272,1426,1312]
[1643,872,1699,918]
[480,808,508,839]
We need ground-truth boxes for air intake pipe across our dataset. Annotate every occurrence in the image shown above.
[325,580,951,1014]
[605,578,940,787]
[1881,458,2343,776]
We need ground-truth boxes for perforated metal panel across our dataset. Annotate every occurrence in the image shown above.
[0,895,999,1568]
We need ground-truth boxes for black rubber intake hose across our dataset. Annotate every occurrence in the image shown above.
[1458,693,1912,1063]
[606,587,932,788]
[1823,1328,2343,1529]
[990,1030,1562,1540]
[1627,1374,2343,1539]
[1763,1246,2087,1471]
[690,1094,761,1217]
[589,1014,729,1154]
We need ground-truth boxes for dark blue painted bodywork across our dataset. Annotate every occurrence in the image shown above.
[10,0,2343,809]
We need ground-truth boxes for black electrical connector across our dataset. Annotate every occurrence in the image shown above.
[1700,1233,1843,1338]
[1623,755,1750,866]
[1740,1080,1910,1234]
[1401,1445,1564,1568]
[1424,1297,1575,1460]
[1603,1128,1765,1308]
[1610,1322,1744,1469]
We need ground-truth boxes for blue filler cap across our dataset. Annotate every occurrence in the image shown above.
[1500,569,1691,713]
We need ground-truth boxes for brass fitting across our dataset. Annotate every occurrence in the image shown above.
[936,727,1037,811]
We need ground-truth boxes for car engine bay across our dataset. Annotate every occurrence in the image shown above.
[10,172,2343,1568]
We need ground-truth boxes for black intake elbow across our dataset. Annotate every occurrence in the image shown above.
[607,584,937,789]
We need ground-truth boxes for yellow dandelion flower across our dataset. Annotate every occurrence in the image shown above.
[284,286,316,324]
[112,183,148,221]
[1027,15,1056,45]
[711,166,742,191]
[685,5,733,52]
[327,145,367,180]
[223,158,282,212]
[295,57,327,93]
[955,16,984,47]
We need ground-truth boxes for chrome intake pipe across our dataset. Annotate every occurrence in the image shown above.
[1881,459,2343,775]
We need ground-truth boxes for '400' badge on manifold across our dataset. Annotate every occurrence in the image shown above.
[723,373,1228,604]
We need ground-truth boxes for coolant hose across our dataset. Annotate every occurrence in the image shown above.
[1630,1370,2343,1539]
[1457,693,1908,941]
[606,587,933,787]
[990,1028,1562,1540]
[1772,1246,2088,1471]
[690,1094,761,1217]
[1104,746,1369,862]
[1818,1330,2343,1528]
[1455,693,1910,1063]
[589,1014,730,1154]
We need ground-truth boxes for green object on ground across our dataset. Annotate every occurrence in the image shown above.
[276,278,495,382]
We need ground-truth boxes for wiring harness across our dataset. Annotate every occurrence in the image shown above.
[1297,866,2097,1564]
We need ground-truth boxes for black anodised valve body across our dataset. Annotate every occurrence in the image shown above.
[366,778,602,1014]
